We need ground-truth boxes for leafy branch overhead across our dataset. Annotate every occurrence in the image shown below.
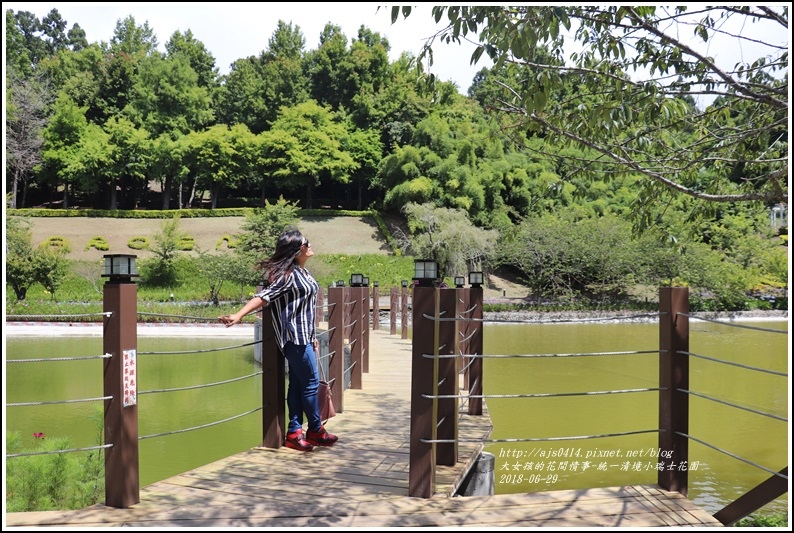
[395,5,788,211]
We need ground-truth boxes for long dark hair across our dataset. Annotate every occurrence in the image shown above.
[258,228,305,284]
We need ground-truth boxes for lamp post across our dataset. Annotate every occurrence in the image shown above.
[454,276,466,288]
[468,271,484,289]
[350,273,364,287]
[101,254,140,508]
[413,259,438,287]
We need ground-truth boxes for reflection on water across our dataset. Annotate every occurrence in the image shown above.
[5,319,788,515]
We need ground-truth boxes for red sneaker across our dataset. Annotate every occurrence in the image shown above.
[306,426,338,446]
[285,430,314,452]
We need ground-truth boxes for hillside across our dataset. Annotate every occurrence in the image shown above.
[20,215,530,299]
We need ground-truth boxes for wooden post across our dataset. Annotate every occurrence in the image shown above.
[457,285,471,390]
[409,285,438,497]
[658,287,689,495]
[102,280,140,508]
[327,287,345,412]
[372,284,380,330]
[390,287,398,335]
[436,287,458,466]
[259,303,285,448]
[316,285,324,325]
[362,286,370,373]
[401,284,409,339]
[468,286,484,416]
[349,286,363,389]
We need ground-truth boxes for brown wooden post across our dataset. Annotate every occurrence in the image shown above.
[349,286,364,389]
[658,286,689,495]
[316,285,324,325]
[468,285,484,416]
[409,285,438,497]
[259,303,285,448]
[436,287,459,466]
[457,285,471,390]
[401,284,409,339]
[327,287,345,412]
[103,279,140,508]
[362,285,370,373]
[372,283,380,330]
[390,287,398,335]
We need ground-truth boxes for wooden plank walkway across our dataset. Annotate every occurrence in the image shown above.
[5,327,722,528]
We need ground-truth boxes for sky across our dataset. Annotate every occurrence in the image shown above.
[4,2,493,93]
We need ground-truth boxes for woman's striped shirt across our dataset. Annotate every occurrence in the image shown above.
[254,266,318,349]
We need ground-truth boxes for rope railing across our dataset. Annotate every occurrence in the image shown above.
[681,350,788,377]
[138,339,262,355]
[423,387,664,400]
[139,371,263,395]
[678,312,788,334]
[6,312,112,320]
[343,360,357,377]
[459,354,477,374]
[139,407,262,440]
[423,312,665,324]
[6,353,112,364]
[137,312,218,322]
[7,443,113,458]
[421,428,661,444]
[458,328,479,345]
[8,395,113,407]
[422,349,661,359]
[677,388,787,422]
[675,431,789,480]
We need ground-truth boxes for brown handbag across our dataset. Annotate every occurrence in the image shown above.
[318,362,336,422]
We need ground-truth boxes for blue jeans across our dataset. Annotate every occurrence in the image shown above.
[282,341,321,434]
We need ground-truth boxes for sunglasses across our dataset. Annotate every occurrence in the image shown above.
[302,240,310,248]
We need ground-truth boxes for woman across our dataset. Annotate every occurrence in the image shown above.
[219,229,337,452]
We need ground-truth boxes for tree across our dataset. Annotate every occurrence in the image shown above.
[234,196,300,263]
[264,100,357,208]
[395,6,788,224]
[398,202,499,280]
[33,245,71,301]
[141,215,189,286]
[5,67,52,208]
[5,216,39,301]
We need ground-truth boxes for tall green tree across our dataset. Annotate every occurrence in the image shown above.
[216,21,308,133]
[264,100,356,208]
[396,6,788,224]
[165,29,219,91]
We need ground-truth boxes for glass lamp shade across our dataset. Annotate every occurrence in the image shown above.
[468,271,484,287]
[102,254,139,278]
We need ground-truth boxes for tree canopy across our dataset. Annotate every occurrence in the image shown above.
[395,6,788,224]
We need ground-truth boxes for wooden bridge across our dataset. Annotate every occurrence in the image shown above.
[5,326,721,528]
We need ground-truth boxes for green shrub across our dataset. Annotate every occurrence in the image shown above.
[734,512,788,527]
[215,235,239,250]
[84,237,110,251]
[127,236,150,250]
[39,236,72,254]
[177,236,195,251]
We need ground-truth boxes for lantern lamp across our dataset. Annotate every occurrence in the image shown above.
[102,254,139,282]
[468,271,484,288]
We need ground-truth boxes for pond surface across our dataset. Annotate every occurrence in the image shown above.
[5,318,788,515]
